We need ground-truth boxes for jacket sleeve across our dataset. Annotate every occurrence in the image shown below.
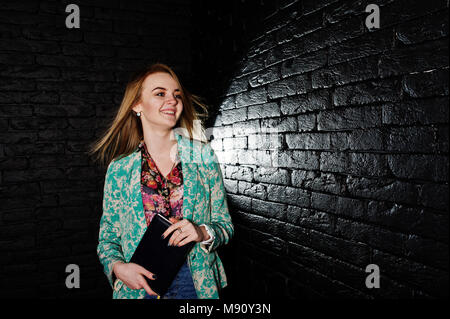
[97,160,126,289]
[200,143,234,254]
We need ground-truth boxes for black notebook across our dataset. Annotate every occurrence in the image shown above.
[129,213,195,297]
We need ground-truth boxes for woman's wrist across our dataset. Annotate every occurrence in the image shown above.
[198,225,210,242]
[112,261,124,278]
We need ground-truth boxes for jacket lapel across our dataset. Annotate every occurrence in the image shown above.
[175,131,199,222]
[125,149,147,262]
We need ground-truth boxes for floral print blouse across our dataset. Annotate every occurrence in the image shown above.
[138,139,184,226]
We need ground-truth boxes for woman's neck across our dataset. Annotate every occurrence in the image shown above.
[143,129,177,157]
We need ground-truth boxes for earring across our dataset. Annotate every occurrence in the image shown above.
[136,112,141,117]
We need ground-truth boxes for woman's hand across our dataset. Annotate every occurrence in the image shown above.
[162,218,210,247]
[112,261,158,296]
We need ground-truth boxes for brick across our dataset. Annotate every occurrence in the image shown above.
[346,176,419,205]
[5,143,65,156]
[261,116,298,132]
[225,165,253,182]
[84,31,139,46]
[388,154,448,182]
[286,132,330,150]
[220,95,236,110]
[395,10,449,45]
[267,184,310,207]
[437,125,449,152]
[63,43,115,57]
[0,78,35,91]
[223,179,237,194]
[281,49,327,77]
[248,133,282,150]
[22,24,82,42]
[386,127,436,153]
[0,52,34,65]
[35,104,95,117]
[281,90,330,115]
[233,119,260,136]
[418,183,449,211]
[330,128,384,151]
[335,218,408,256]
[380,0,447,29]
[254,166,290,185]
[235,87,267,107]
[329,29,393,66]
[318,105,381,130]
[277,10,323,42]
[312,55,379,89]
[221,107,247,125]
[294,170,345,195]
[249,64,280,87]
[227,194,252,211]
[405,235,449,269]
[267,73,310,99]
[333,79,401,106]
[3,168,64,183]
[297,113,316,132]
[373,249,448,297]
[237,181,267,200]
[275,150,319,170]
[237,149,272,166]
[248,102,281,119]
[252,198,287,220]
[237,53,266,75]
[382,98,449,125]
[225,75,249,95]
[367,201,449,242]
[0,38,60,54]
[0,65,59,79]
[379,39,448,77]
[320,151,389,177]
[222,137,247,150]
[402,68,449,98]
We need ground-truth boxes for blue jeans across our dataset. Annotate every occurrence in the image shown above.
[144,261,198,299]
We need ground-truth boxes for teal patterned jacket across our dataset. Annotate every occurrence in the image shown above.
[97,131,234,299]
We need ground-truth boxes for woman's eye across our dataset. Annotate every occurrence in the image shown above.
[156,92,164,96]
[176,95,182,99]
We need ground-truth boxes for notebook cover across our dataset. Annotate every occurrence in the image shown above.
[129,213,195,296]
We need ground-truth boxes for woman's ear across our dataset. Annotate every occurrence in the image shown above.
[132,102,141,114]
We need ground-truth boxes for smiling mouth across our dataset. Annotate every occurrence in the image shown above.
[161,111,176,117]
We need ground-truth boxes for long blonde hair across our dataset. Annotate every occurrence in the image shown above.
[88,63,208,167]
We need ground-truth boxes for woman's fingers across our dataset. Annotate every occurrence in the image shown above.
[162,219,189,239]
[176,234,196,247]
[169,231,190,246]
[138,265,156,281]
[139,276,158,296]
[168,217,179,223]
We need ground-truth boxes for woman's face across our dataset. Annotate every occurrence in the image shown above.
[133,72,183,131]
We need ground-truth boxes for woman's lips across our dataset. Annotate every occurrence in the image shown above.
[160,111,176,117]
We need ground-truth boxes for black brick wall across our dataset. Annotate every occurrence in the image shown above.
[0,0,194,298]
[0,0,448,299]
[203,0,449,298]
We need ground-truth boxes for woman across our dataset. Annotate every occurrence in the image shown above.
[90,63,234,299]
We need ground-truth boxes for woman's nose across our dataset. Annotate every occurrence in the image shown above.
[166,95,177,104]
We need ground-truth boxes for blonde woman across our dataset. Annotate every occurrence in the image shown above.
[90,63,233,299]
